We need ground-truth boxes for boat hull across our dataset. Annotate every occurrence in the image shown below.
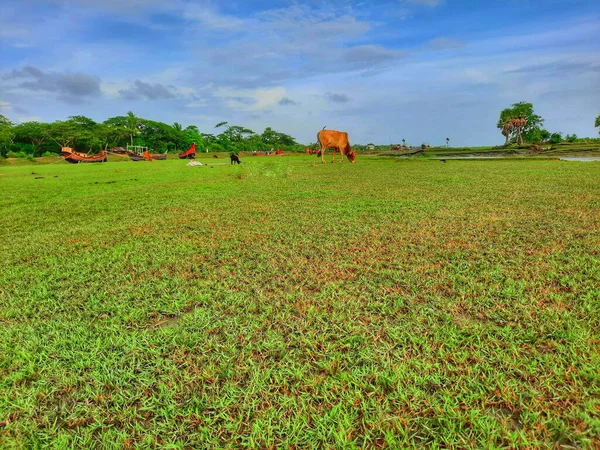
[63,151,108,163]
[128,153,167,161]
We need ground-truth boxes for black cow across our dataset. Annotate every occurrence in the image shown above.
[230,154,241,165]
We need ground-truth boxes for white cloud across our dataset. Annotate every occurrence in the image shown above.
[406,0,444,7]
[184,6,247,31]
[215,87,288,112]
[181,4,397,88]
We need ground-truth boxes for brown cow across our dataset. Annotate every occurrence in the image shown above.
[317,129,356,164]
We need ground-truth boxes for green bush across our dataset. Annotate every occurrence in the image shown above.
[549,132,563,144]
[6,151,27,158]
[12,142,34,155]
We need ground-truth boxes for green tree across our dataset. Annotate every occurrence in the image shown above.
[5,114,303,156]
[595,115,600,135]
[213,122,258,151]
[549,132,562,144]
[137,119,186,152]
[497,102,544,145]
[104,112,141,147]
[0,115,15,157]
[104,117,130,146]
[69,115,97,129]
[222,125,254,143]
[0,114,12,127]
[13,122,51,156]
[261,127,296,147]
[525,128,546,143]
[50,120,78,149]
[201,133,215,143]
[182,126,204,151]
[50,116,104,152]
[126,111,139,145]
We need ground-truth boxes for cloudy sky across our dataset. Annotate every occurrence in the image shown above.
[1,0,598,145]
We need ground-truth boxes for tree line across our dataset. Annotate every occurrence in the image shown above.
[0,112,304,157]
[1,106,599,158]
[497,102,600,146]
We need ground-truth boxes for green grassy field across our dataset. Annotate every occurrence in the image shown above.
[1,156,599,448]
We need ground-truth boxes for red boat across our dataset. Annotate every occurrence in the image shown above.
[62,147,107,164]
[178,143,196,159]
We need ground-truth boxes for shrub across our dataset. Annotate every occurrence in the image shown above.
[549,133,563,144]
[6,151,27,158]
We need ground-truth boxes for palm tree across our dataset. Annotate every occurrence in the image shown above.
[126,111,138,146]
[172,122,182,132]
[513,118,526,145]
[502,118,526,146]
[502,121,514,146]
[402,138,406,148]
[446,137,450,147]
[595,115,600,135]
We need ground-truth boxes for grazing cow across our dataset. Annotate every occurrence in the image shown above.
[230,154,241,165]
[317,128,356,164]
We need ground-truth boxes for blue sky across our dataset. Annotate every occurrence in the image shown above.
[1,0,598,145]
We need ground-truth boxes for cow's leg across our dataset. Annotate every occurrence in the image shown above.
[331,148,336,164]
[321,144,326,164]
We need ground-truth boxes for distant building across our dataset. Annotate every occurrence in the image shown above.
[367,143,375,150]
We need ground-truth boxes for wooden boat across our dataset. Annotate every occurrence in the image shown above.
[62,147,107,164]
[128,151,167,161]
[178,143,196,159]
[125,145,167,161]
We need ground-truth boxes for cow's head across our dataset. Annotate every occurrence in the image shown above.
[347,149,356,163]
